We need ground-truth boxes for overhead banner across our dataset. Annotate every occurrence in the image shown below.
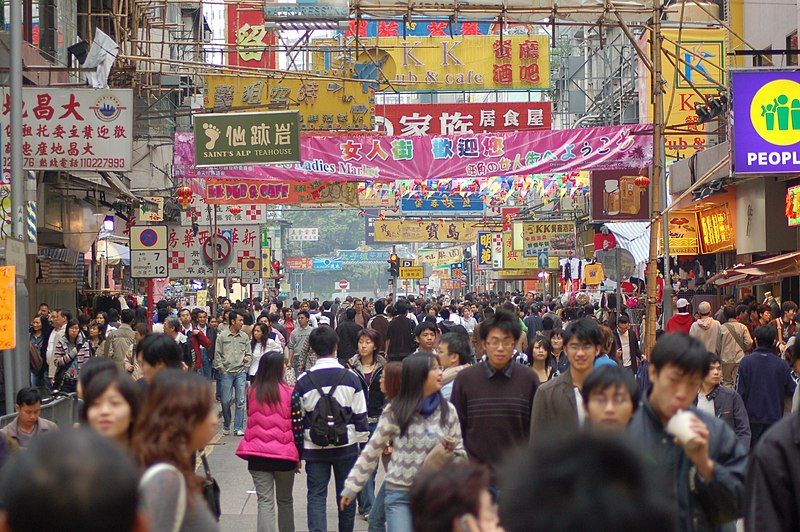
[0,88,133,170]
[285,256,312,270]
[476,232,493,270]
[590,169,650,222]
[400,192,484,216]
[512,221,577,257]
[263,0,349,20]
[732,70,800,174]
[377,102,552,136]
[313,258,343,270]
[417,246,464,267]
[227,5,276,69]
[177,123,653,182]
[336,250,394,264]
[204,73,375,132]
[166,226,260,278]
[374,220,478,243]
[193,111,301,167]
[204,178,359,206]
[347,20,495,37]
[178,194,270,226]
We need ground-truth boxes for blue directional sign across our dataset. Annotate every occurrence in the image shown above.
[312,258,343,271]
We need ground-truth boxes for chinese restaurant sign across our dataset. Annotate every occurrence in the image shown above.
[373,219,478,243]
[228,5,276,69]
[174,123,653,182]
[377,102,552,136]
[416,246,464,267]
[698,203,735,253]
[590,169,650,222]
[205,73,375,131]
[786,184,800,226]
[400,192,484,216]
[732,70,800,174]
[661,211,700,255]
[204,178,359,207]
[166,225,260,278]
[193,111,300,167]
[512,221,577,257]
[476,232,493,270]
[0,88,133,171]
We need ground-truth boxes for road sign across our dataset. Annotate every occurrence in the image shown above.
[130,225,167,250]
[203,234,232,265]
[241,258,261,285]
[400,259,414,268]
[130,250,168,279]
[399,266,424,279]
[337,279,350,291]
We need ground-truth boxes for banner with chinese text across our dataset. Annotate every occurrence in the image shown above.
[476,232,493,270]
[166,225,260,278]
[400,192,484,216]
[227,5,276,69]
[285,257,313,270]
[502,231,538,269]
[512,221,577,257]
[178,194,270,226]
[698,203,735,254]
[204,178,359,206]
[660,211,701,255]
[416,246,464,267]
[374,220,478,243]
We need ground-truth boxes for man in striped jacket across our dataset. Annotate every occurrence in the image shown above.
[294,326,369,532]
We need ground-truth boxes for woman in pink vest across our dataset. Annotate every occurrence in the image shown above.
[236,351,303,532]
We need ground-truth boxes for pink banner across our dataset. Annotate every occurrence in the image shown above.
[173,124,652,183]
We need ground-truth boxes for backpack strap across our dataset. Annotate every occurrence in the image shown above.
[306,368,348,400]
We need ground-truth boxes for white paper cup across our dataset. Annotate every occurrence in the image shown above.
[666,410,697,445]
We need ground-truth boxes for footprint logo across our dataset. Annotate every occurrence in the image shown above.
[203,123,221,150]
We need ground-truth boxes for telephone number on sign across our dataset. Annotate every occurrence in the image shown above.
[22,157,128,169]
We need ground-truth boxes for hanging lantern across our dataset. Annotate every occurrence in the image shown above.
[635,175,651,188]
[176,185,193,210]
[229,205,242,216]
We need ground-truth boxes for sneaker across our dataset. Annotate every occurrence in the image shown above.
[235,430,245,437]
[222,428,230,436]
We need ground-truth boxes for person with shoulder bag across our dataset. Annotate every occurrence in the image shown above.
[718,305,754,386]
[53,320,84,393]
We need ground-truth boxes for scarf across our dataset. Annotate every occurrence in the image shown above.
[420,393,441,419]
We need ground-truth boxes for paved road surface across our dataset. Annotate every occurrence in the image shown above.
[203,429,370,532]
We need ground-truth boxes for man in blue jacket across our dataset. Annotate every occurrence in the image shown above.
[736,325,796,444]
[694,353,751,450]
[628,333,747,532]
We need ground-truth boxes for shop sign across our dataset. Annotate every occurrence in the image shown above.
[284,256,312,270]
[0,266,15,349]
[312,258,343,271]
[495,268,540,280]
[138,197,164,222]
[241,258,261,285]
[698,203,735,253]
[502,231,538,270]
[400,192,484,216]
[476,232,493,270]
[377,102,552,136]
[347,20,494,38]
[166,225,260,278]
[440,279,464,290]
[786,184,800,226]
[204,178,359,207]
[590,169,650,222]
[193,111,300,167]
[512,221,577,257]
[178,194,269,226]
[228,5,276,69]
[491,232,504,269]
[263,0,349,20]
[358,183,398,208]
[417,246,464,267]
[336,250,394,264]
[663,211,700,255]
[373,219,478,243]
[732,70,800,174]
[0,88,133,170]
[501,207,520,232]
[204,73,375,132]
[288,228,319,242]
[639,28,726,161]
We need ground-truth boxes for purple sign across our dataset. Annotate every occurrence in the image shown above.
[733,70,800,174]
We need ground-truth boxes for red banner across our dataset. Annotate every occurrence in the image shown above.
[204,178,359,207]
[376,102,552,136]
[227,5,276,70]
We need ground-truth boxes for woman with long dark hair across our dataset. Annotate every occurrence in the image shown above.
[81,370,142,449]
[280,308,295,340]
[529,337,554,383]
[133,370,219,531]
[340,353,465,532]
[236,351,302,532]
[53,319,85,393]
[248,323,270,383]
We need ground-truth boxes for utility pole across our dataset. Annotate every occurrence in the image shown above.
[644,0,665,357]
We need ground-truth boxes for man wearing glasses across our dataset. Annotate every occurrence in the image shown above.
[451,310,539,485]
[531,317,601,437]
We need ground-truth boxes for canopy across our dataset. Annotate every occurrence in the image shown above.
[710,251,800,287]
[92,240,131,266]
[604,222,650,265]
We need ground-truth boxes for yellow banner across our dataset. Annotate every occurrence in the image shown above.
[640,28,726,161]
[204,73,375,131]
[0,266,15,350]
[417,246,464,267]
[502,232,538,270]
[373,220,478,243]
[314,35,550,91]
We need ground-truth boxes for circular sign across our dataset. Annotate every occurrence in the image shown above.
[338,279,350,290]
[244,258,257,270]
[202,234,232,265]
[750,78,800,146]
[139,228,159,248]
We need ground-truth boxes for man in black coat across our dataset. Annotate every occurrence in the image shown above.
[613,313,642,373]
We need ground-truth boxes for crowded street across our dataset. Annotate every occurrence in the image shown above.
[3,0,800,531]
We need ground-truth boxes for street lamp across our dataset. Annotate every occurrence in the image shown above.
[102,215,115,232]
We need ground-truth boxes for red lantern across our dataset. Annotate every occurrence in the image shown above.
[177,185,192,198]
[229,205,242,216]
[634,175,651,188]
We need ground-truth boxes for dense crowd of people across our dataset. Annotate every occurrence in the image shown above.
[1,290,800,532]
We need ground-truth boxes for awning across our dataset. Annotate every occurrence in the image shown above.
[710,251,800,287]
[90,240,130,266]
[604,222,650,265]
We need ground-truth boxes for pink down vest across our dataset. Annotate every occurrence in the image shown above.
[236,383,299,463]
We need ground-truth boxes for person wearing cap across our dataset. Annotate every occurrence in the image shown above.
[689,301,723,356]
[666,298,694,335]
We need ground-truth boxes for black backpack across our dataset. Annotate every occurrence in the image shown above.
[306,370,351,447]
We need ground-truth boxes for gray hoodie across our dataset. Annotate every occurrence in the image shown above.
[689,315,722,354]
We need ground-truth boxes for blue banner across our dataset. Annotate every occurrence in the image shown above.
[335,249,392,264]
[400,193,484,216]
[477,232,493,270]
[312,258,343,271]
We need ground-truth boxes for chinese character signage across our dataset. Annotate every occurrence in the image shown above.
[166,225,260,278]
[502,232,538,270]
[732,70,800,174]
[193,111,300,167]
[491,232,503,269]
[590,169,650,222]
[336,250,395,264]
[378,102,552,136]
[512,221,577,257]
[178,194,269,226]
[477,232,493,270]
[285,256,312,270]
[661,211,700,255]
[227,5,276,69]
[698,203,735,253]
[138,197,165,222]
[0,88,133,171]
[205,178,359,207]
[501,207,520,232]
[400,192,484,216]
[786,184,800,226]
[0,266,15,349]
[373,219,478,243]
[345,19,494,38]
[204,73,375,131]
[313,258,343,270]
[288,228,319,242]
[417,246,464,267]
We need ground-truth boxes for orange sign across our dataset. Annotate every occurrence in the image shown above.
[205,178,359,207]
[698,203,735,254]
[0,266,16,349]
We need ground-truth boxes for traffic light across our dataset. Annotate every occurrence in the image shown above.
[271,260,282,280]
[387,253,399,276]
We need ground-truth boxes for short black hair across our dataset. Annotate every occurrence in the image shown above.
[395,299,409,315]
[136,333,182,368]
[707,352,722,367]
[308,325,338,357]
[410,462,490,532]
[107,308,120,322]
[563,318,604,346]
[479,309,521,342]
[439,308,451,320]
[735,304,749,318]
[415,321,438,338]
[723,306,737,321]
[297,310,310,319]
[228,310,241,325]
[542,316,554,331]
[754,325,777,348]
[121,308,135,325]
[374,300,386,315]
[650,333,710,377]
[0,429,140,532]
[78,357,118,397]
[440,332,471,365]
[345,307,356,320]
[581,365,641,408]
[15,387,42,406]
[617,313,630,324]
[59,309,73,322]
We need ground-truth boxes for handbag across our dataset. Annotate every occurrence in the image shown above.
[200,453,221,521]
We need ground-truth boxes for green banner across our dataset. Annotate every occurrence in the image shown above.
[194,111,301,167]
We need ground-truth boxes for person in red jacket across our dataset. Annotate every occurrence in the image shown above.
[666,298,695,334]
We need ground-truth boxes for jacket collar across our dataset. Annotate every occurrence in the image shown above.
[482,359,514,379]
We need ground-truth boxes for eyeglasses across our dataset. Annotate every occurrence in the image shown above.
[486,339,515,348]
[566,343,597,353]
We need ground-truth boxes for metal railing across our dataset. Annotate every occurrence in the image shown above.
[0,393,79,430]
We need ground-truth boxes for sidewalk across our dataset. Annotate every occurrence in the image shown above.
[204,430,370,532]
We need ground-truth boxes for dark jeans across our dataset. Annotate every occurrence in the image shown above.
[750,422,774,445]
[306,456,357,532]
